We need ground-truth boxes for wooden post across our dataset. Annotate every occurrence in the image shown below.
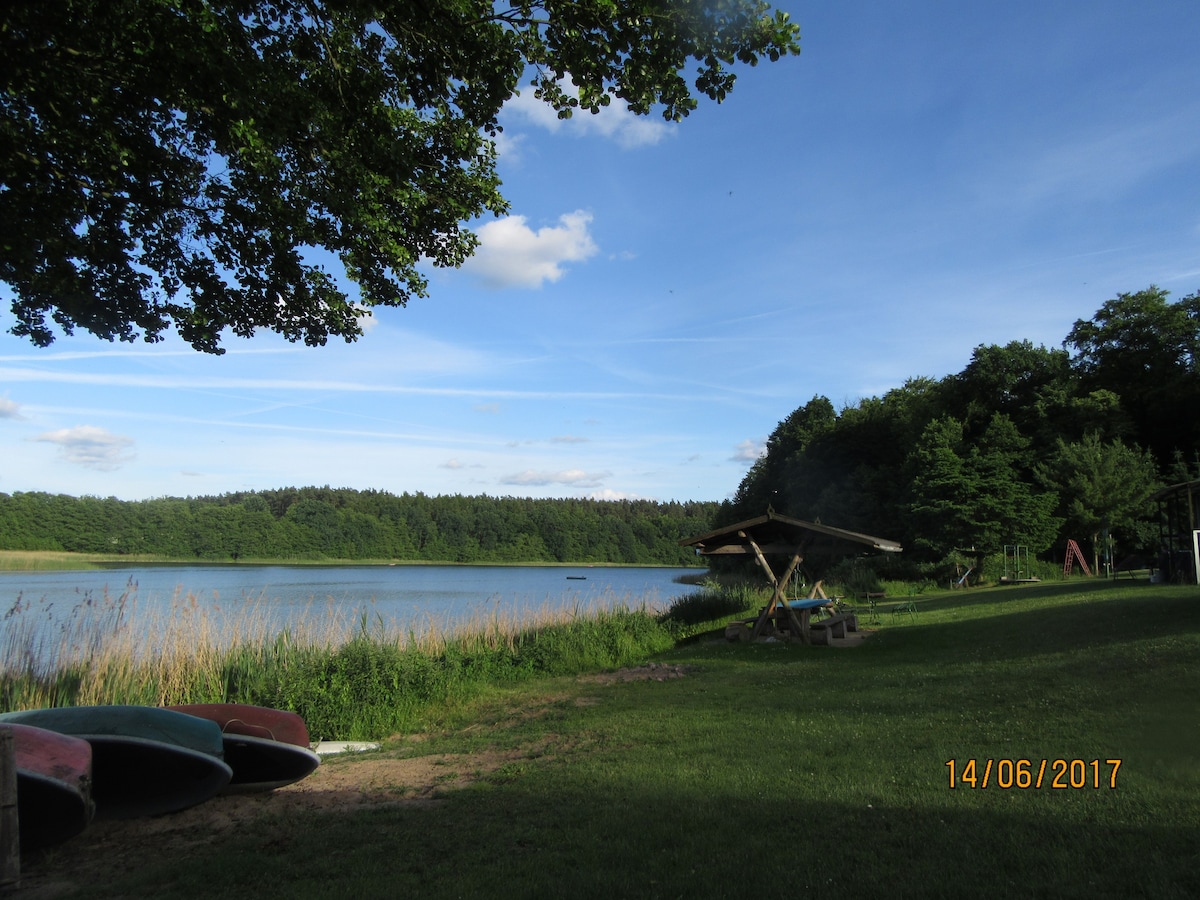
[0,726,18,890]
[743,533,782,638]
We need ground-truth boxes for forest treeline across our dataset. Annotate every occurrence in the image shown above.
[0,488,718,566]
[6,286,1196,575]
[719,286,1200,572]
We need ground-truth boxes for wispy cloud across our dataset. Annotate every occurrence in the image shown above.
[34,425,135,471]
[731,439,766,463]
[500,468,611,489]
[463,211,598,289]
[0,347,301,363]
[0,366,702,403]
[977,105,1200,212]
[440,458,483,470]
[551,435,589,444]
[502,84,674,149]
[0,397,22,420]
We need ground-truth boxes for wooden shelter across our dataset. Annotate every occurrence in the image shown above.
[680,510,902,642]
[1153,479,1200,584]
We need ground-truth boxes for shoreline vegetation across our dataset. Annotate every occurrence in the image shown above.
[0,549,709,573]
[0,572,746,739]
[8,576,1198,897]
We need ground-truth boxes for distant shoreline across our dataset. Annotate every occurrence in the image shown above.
[0,549,708,574]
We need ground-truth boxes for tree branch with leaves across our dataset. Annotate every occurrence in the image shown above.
[0,0,800,352]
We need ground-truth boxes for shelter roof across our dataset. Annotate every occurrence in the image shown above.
[680,510,902,557]
[1151,479,1200,502]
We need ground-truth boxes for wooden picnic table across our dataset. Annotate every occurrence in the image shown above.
[752,596,835,643]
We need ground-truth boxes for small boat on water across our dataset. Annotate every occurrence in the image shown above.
[566,575,587,580]
[4,722,94,846]
[167,703,320,792]
[0,705,232,819]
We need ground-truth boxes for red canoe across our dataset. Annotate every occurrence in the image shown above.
[167,704,320,792]
[4,722,94,846]
[167,704,310,747]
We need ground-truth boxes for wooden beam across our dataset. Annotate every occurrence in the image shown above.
[694,541,831,556]
[743,532,778,587]
[745,532,783,638]
[0,727,18,890]
[774,552,812,642]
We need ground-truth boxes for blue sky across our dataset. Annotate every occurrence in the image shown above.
[2,1,1199,503]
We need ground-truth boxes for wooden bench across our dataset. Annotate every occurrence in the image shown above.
[724,604,854,644]
[724,618,757,642]
[810,613,848,645]
[809,613,855,640]
[811,614,849,643]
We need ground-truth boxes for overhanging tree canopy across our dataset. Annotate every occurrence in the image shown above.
[0,0,800,352]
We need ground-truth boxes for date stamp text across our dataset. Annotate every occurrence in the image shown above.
[945,758,1122,789]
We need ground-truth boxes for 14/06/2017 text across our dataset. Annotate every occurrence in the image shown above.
[946,758,1121,789]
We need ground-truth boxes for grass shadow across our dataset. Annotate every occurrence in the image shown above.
[76,773,1200,899]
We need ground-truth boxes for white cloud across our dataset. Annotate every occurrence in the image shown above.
[34,425,135,471]
[551,435,589,444]
[502,85,674,149]
[440,458,482,470]
[732,439,766,463]
[352,305,380,334]
[501,468,611,488]
[0,397,22,419]
[491,130,525,164]
[589,488,654,501]
[463,211,599,289]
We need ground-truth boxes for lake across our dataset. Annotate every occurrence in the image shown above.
[0,564,705,665]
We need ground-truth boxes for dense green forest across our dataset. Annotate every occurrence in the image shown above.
[0,488,717,566]
[719,286,1200,573]
[5,286,1196,576]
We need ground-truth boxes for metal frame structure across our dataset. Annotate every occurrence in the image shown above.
[1152,480,1200,584]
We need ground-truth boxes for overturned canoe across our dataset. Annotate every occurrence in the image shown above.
[166,703,311,747]
[4,722,94,847]
[167,704,320,791]
[0,706,231,819]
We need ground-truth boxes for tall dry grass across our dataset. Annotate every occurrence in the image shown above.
[0,583,679,737]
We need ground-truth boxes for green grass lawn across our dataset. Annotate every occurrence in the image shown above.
[28,579,1200,898]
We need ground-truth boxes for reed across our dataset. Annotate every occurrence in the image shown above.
[0,550,173,571]
[0,583,683,738]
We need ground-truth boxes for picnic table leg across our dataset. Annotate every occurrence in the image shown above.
[778,605,810,643]
[752,601,776,638]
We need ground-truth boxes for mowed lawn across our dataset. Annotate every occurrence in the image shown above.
[37,580,1200,899]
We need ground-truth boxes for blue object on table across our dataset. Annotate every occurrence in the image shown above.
[780,598,831,611]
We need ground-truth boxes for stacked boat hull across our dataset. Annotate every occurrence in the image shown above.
[0,705,232,819]
[167,704,320,792]
[0,702,321,844]
[6,722,94,847]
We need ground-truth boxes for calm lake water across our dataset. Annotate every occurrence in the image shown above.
[1,564,704,664]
